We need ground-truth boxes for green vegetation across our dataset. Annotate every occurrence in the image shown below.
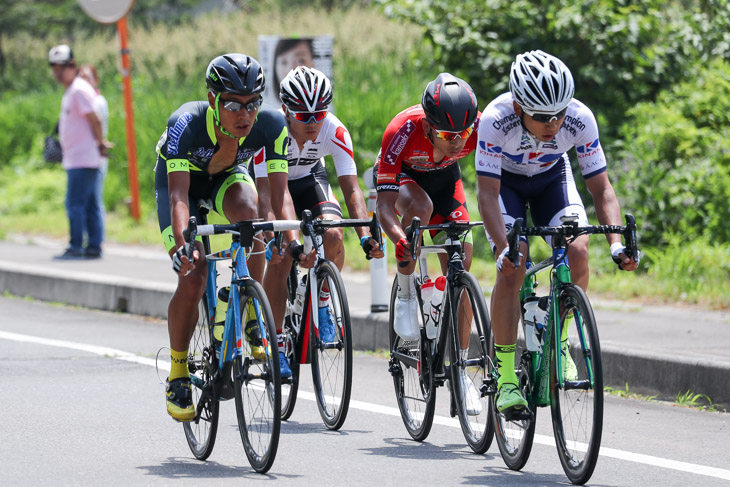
[604,383,657,402]
[675,390,723,413]
[0,1,728,308]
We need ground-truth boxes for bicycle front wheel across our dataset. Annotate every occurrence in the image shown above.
[311,260,353,430]
[183,291,220,460]
[551,284,603,485]
[388,277,435,442]
[234,280,281,474]
[493,317,536,470]
[447,272,495,454]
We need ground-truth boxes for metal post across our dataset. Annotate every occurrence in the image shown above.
[117,16,141,220]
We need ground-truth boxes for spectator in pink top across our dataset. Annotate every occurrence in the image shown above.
[49,45,110,259]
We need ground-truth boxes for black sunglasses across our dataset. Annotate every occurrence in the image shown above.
[222,96,263,113]
[525,107,567,123]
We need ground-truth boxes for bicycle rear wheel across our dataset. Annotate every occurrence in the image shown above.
[183,291,220,460]
[388,277,436,442]
[551,284,603,485]
[493,311,536,470]
[447,272,495,454]
[234,280,281,474]
[281,265,301,421]
[311,260,353,430]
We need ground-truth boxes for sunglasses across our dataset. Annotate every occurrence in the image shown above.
[433,124,474,142]
[525,107,567,123]
[289,110,328,124]
[222,96,263,113]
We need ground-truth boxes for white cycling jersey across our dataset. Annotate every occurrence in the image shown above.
[253,111,356,181]
[475,92,607,180]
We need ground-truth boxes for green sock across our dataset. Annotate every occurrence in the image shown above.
[170,348,189,380]
[495,343,518,387]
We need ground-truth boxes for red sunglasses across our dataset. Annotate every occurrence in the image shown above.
[433,124,474,142]
[289,110,327,124]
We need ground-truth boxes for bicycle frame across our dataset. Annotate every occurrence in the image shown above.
[287,210,381,364]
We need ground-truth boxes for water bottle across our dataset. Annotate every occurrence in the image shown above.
[429,276,447,328]
[523,296,546,352]
[420,280,435,339]
[293,275,307,315]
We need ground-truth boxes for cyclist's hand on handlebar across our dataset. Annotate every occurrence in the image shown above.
[361,236,384,260]
[288,239,317,269]
[265,240,285,264]
[496,246,522,274]
[610,242,640,271]
[395,237,413,262]
[172,245,199,277]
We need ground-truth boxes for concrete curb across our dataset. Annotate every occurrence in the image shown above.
[2,261,728,408]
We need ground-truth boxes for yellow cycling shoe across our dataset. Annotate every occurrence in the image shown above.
[166,377,195,422]
[496,382,528,413]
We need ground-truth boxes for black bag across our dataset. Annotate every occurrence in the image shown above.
[43,122,63,163]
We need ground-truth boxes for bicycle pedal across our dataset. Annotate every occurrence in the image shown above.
[502,406,533,422]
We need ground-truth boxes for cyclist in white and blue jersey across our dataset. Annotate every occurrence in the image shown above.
[475,50,639,414]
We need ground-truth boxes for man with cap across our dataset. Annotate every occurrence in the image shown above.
[49,44,110,259]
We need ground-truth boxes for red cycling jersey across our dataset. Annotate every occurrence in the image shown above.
[375,104,480,192]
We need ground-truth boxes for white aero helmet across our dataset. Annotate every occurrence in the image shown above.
[279,66,332,112]
[509,50,574,115]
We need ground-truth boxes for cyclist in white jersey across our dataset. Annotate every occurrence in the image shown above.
[254,66,382,377]
[475,50,639,413]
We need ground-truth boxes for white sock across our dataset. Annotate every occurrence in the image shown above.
[397,271,414,299]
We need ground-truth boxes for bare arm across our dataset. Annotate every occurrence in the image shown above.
[477,175,507,256]
[268,171,299,244]
[339,174,383,258]
[375,190,406,245]
[584,172,622,246]
[84,111,108,156]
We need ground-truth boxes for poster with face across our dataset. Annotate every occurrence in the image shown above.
[258,35,334,111]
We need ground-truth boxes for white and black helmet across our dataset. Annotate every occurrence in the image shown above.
[279,66,332,112]
[509,50,574,114]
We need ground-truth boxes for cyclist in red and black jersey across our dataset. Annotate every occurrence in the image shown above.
[375,73,480,334]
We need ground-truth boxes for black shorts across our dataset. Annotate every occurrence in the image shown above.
[154,160,255,252]
[373,162,471,243]
[288,165,342,219]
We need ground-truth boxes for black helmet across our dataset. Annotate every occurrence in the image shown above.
[421,73,478,131]
[205,53,265,96]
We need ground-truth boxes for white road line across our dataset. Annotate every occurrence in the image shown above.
[2,330,729,481]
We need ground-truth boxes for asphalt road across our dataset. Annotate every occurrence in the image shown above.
[2,297,729,486]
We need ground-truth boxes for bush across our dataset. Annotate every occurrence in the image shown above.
[615,59,730,246]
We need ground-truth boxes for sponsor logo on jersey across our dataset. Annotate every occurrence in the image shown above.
[167,112,193,155]
[492,113,520,134]
[377,173,397,184]
[408,156,429,163]
[384,120,415,164]
[576,138,600,157]
[377,183,400,191]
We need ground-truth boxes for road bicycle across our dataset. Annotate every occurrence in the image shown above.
[179,202,302,473]
[493,213,638,485]
[279,210,381,430]
[387,218,495,453]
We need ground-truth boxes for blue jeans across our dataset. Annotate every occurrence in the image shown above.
[65,168,104,253]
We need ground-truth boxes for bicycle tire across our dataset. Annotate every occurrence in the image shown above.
[493,309,537,470]
[447,272,495,454]
[310,260,353,430]
[388,277,436,442]
[183,291,220,460]
[281,265,301,421]
[234,280,281,474]
[551,284,603,485]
